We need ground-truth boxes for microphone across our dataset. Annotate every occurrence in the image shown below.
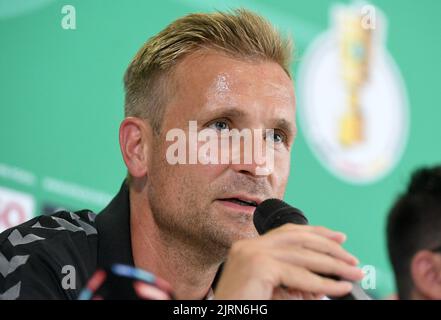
[78,264,174,300]
[253,198,372,300]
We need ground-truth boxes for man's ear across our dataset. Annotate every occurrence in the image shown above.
[119,117,153,179]
[411,250,441,299]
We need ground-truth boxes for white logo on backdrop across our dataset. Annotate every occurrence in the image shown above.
[0,186,34,232]
[298,3,409,184]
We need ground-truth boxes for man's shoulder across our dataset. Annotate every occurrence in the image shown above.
[0,209,99,299]
[0,209,98,250]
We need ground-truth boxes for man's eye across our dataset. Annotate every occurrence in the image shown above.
[266,131,285,144]
[208,120,230,132]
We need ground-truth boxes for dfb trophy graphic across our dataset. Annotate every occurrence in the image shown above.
[338,9,372,147]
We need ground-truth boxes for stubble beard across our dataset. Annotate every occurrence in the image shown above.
[148,183,258,266]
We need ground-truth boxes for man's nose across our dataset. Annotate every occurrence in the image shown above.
[228,132,272,177]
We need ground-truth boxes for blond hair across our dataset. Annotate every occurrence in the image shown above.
[123,8,293,133]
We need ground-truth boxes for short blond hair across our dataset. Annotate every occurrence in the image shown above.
[123,8,293,133]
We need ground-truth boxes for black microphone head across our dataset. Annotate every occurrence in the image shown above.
[253,198,308,235]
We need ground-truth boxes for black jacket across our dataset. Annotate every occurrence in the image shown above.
[0,180,134,299]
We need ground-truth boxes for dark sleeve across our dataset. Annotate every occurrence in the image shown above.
[0,211,98,300]
[1,247,70,300]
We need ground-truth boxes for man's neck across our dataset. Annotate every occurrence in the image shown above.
[129,188,220,300]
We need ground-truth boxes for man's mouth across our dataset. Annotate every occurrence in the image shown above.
[216,194,263,214]
[219,198,258,207]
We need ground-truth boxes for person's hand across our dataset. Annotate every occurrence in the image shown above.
[214,224,364,300]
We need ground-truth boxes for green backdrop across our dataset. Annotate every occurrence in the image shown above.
[1,0,440,298]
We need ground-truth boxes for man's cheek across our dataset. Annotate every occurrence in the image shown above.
[273,155,291,195]
[192,163,227,180]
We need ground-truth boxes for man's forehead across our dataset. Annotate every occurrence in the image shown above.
[203,67,296,123]
[174,49,294,97]
[165,49,296,126]
[207,72,294,102]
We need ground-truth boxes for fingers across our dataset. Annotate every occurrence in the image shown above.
[272,287,325,300]
[296,232,359,266]
[274,224,347,244]
[311,226,347,244]
[271,247,364,281]
[277,262,354,297]
[271,287,304,300]
[267,226,359,266]
[217,223,363,300]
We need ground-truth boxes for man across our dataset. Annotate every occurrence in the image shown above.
[387,165,441,300]
[0,9,363,300]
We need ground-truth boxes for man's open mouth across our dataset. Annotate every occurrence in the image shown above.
[218,198,258,207]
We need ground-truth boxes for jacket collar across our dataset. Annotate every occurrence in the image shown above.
[95,180,134,268]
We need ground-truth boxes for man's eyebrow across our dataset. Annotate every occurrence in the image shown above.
[206,107,246,120]
[272,118,297,138]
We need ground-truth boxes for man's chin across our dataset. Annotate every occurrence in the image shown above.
[213,199,256,224]
[199,201,259,248]
[215,216,258,244]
